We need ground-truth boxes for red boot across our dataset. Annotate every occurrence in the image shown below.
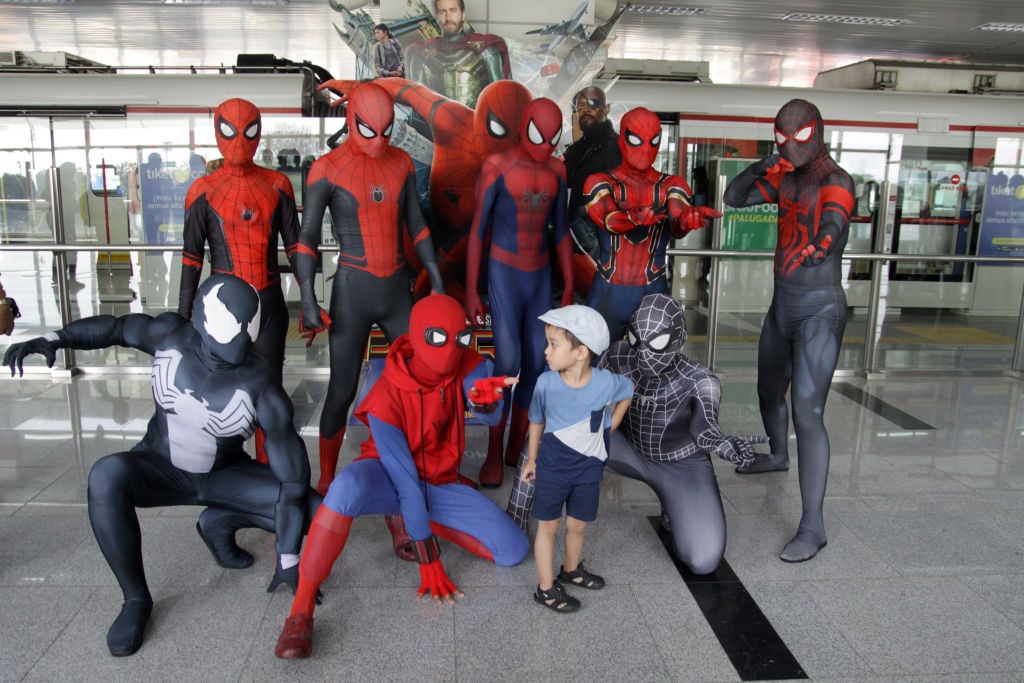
[316,429,345,496]
[479,418,508,488]
[504,404,530,468]
[274,506,352,659]
[384,514,416,562]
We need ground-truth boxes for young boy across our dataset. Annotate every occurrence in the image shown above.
[521,305,632,613]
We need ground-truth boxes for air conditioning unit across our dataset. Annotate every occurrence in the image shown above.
[815,59,1024,95]
[598,58,711,83]
[0,51,18,67]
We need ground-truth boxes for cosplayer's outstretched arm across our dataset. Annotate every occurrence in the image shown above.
[666,179,722,236]
[290,171,331,337]
[787,179,854,273]
[464,158,502,323]
[178,182,211,318]
[4,313,180,374]
[401,170,445,294]
[687,371,762,468]
[319,78,464,124]
[723,155,791,208]
[368,413,463,602]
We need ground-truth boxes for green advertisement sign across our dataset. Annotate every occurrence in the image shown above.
[712,158,778,252]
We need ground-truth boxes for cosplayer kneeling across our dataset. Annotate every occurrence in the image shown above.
[274,294,529,659]
[3,274,320,657]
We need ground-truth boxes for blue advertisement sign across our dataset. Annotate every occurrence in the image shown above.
[977,172,1024,266]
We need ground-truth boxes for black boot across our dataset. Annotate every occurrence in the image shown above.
[106,595,153,657]
[196,507,269,569]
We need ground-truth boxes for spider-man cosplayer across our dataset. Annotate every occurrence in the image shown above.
[2,274,321,657]
[582,107,720,342]
[179,98,301,463]
[598,294,766,573]
[723,98,854,563]
[292,82,445,496]
[317,78,531,296]
[465,97,575,487]
[274,294,529,660]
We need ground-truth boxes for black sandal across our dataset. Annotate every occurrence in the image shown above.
[534,583,580,613]
[557,561,605,590]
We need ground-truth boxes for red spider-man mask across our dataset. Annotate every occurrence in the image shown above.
[408,294,472,384]
[519,97,562,163]
[774,98,825,169]
[474,80,532,155]
[618,107,662,172]
[215,98,261,167]
[347,82,394,159]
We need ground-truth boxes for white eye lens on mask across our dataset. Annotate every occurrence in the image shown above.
[648,332,671,351]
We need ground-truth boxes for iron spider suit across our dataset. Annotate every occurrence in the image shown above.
[317,78,532,297]
[723,98,854,563]
[404,28,511,108]
[583,107,719,342]
[179,98,300,381]
[292,82,445,495]
[599,294,766,574]
[465,97,575,488]
[2,274,320,657]
[274,294,529,660]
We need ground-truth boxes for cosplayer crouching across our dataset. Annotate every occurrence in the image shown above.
[2,274,321,657]
[274,294,529,659]
[599,293,766,574]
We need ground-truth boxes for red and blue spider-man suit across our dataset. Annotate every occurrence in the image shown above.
[274,294,529,660]
[582,107,719,342]
[464,97,574,487]
[179,98,300,382]
[291,82,445,496]
[724,98,855,563]
[317,78,532,299]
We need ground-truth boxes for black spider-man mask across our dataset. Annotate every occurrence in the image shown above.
[215,98,261,167]
[774,98,825,170]
[627,293,685,378]
[192,274,261,367]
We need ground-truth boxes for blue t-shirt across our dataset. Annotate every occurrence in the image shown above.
[529,367,633,483]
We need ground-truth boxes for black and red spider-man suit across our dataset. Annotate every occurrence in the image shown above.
[317,78,532,299]
[582,107,719,342]
[724,98,855,563]
[179,98,300,381]
[464,97,575,487]
[3,274,320,657]
[291,82,444,495]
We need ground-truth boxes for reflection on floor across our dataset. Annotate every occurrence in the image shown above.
[1,371,1023,680]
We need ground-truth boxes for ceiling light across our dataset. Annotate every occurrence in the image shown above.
[974,23,1024,32]
[0,0,77,4]
[781,12,906,27]
[627,5,707,16]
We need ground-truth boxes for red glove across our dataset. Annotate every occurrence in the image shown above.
[469,376,509,405]
[679,205,723,232]
[464,294,487,327]
[417,559,462,603]
[298,309,332,348]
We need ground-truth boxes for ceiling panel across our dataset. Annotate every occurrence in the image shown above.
[0,0,1022,86]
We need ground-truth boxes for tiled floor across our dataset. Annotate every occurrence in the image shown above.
[1,368,1022,682]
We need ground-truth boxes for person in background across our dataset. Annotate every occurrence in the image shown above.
[372,23,405,78]
[0,273,18,336]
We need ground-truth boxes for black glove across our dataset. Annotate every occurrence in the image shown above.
[749,154,782,177]
[267,558,322,604]
[715,434,769,468]
[3,336,61,376]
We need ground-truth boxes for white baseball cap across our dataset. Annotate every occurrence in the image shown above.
[538,305,610,355]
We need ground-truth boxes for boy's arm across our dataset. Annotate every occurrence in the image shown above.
[520,421,544,482]
[609,397,632,432]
